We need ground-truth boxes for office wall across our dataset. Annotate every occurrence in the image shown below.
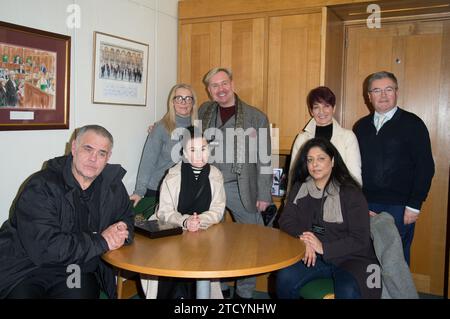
[0,0,178,223]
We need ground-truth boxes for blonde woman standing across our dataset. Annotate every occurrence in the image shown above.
[130,84,198,217]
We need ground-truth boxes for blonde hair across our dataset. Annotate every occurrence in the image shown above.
[202,67,233,86]
[161,83,198,133]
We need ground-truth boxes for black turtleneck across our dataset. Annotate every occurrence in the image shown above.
[315,123,333,141]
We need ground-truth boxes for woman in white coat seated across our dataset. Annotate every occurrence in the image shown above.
[290,86,362,189]
[141,125,226,299]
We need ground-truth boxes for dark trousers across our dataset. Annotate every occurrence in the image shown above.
[157,278,196,299]
[6,268,100,299]
[276,256,361,299]
[368,203,415,265]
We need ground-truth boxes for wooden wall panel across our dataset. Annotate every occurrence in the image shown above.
[178,22,221,104]
[221,18,266,111]
[179,0,374,19]
[322,8,345,121]
[342,25,397,127]
[437,20,450,299]
[267,13,322,153]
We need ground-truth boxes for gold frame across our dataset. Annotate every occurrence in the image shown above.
[0,21,70,130]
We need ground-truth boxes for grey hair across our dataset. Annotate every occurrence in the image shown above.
[203,67,233,86]
[367,71,398,90]
[75,125,114,148]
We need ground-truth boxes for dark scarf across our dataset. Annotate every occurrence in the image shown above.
[64,157,102,232]
[177,161,212,215]
[64,157,102,273]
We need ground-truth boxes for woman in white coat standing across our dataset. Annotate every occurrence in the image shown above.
[289,86,362,189]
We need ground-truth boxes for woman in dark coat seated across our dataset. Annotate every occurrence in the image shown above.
[276,137,381,299]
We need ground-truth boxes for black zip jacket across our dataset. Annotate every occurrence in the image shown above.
[0,155,134,298]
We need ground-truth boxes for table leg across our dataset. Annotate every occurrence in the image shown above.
[117,270,124,299]
[196,279,211,299]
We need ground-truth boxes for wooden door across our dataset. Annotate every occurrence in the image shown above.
[179,18,266,109]
[267,12,322,153]
[221,18,266,112]
[342,18,450,296]
[178,22,221,105]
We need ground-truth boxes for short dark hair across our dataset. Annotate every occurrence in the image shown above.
[307,86,336,112]
[290,137,360,191]
[180,125,205,151]
[367,71,398,90]
[76,125,114,148]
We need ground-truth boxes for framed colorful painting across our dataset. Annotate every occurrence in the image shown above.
[0,21,70,130]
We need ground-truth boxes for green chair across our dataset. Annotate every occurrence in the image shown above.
[299,278,335,299]
[132,196,158,220]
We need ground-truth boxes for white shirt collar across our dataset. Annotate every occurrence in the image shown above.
[374,106,398,123]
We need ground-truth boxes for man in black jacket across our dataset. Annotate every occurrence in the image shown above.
[354,71,434,265]
[0,125,134,298]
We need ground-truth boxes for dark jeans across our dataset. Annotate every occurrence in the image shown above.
[368,203,415,265]
[7,268,100,299]
[276,256,361,299]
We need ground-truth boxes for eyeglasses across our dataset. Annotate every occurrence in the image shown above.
[173,95,194,104]
[369,86,397,96]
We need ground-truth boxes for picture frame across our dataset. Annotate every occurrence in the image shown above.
[0,21,71,130]
[92,31,149,106]
[272,168,284,196]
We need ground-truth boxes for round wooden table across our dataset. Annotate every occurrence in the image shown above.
[103,222,305,298]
